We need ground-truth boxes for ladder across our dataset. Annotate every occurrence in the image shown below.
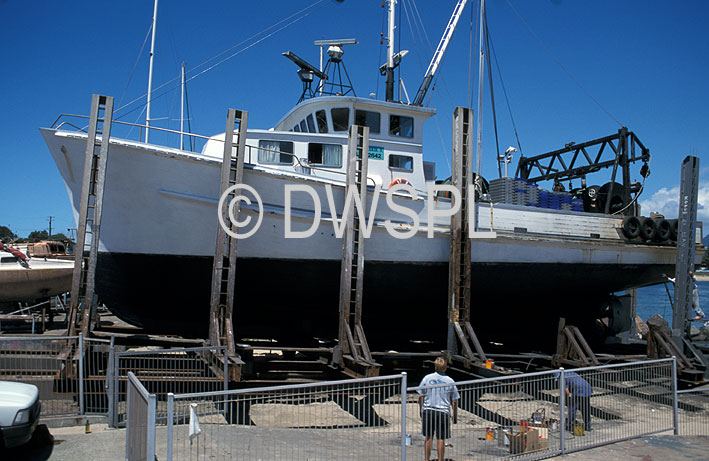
[334,124,380,378]
[448,107,487,364]
[208,108,248,381]
[67,95,114,337]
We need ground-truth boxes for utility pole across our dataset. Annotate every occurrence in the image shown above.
[48,216,54,239]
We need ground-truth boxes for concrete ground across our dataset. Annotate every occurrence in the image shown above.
[3,423,708,460]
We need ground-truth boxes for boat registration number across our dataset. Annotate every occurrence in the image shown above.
[368,146,384,160]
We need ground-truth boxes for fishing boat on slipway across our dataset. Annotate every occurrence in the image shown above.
[39,1,704,351]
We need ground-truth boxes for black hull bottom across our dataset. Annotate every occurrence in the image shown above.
[96,253,671,352]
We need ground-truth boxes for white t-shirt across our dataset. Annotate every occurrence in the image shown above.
[418,372,460,415]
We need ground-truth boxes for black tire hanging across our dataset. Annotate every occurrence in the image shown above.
[639,217,657,241]
[668,219,678,241]
[622,216,641,239]
[653,218,672,242]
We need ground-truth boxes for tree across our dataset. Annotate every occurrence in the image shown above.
[703,248,709,269]
[0,225,17,242]
[27,230,49,242]
[50,233,69,241]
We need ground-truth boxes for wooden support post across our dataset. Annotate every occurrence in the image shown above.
[672,156,700,342]
[208,108,248,381]
[447,107,487,366]
[67,94,114,338]
[334,124,380,378]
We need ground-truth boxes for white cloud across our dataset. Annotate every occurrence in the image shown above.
[639,184,709,225]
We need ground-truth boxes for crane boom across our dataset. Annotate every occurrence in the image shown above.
[412,0,469,106]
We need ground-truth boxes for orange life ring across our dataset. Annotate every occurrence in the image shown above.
[388,178,412,189]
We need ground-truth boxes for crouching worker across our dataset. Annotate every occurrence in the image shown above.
[418,357,459,461]
[556,370,592,431]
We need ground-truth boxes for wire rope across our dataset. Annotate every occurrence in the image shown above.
[503,0,623,127]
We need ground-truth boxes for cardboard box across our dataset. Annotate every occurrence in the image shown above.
[526,428,549,451]
[509,428,549,454]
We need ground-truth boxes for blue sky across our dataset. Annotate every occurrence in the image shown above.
[1,0,707,239]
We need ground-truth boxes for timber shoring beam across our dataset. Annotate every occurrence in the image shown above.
[208,108,248,381]
[68,94,114,338]
[334,124,380,378]
[447,107,488,366]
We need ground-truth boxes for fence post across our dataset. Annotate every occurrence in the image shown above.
[559,367,566,454]
[113,350,120,427]
[223,346,229,392]
[107,337,115,426]
[79,333,85,415]
[147,393,157,461]
[672,356,679,435]
[401,372,407,461]
[125,375,132,458]
[167,393,174,461]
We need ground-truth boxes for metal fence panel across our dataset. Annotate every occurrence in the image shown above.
[0,336,81,417]
[561,359,675,454]
[409,369,562,460]
[677,388,709,436]
[126,372,156,461]
[113,346,228,427]
[167,374,406,461]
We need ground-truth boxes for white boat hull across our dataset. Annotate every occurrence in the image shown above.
[40,128,704,349]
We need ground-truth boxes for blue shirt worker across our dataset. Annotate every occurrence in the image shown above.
[559,371,592,431]
[418,357,460,461]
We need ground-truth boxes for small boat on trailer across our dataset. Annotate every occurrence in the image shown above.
[0,243,74,303]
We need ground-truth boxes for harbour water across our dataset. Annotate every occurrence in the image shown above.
[635,281,709,328]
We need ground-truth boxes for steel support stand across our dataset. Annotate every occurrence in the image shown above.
[67,94,113,337]
[208,108,248,382]
[447,107,487,365]
[334,124,380,378]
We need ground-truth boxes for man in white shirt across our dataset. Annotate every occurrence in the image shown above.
[417,357,460,461]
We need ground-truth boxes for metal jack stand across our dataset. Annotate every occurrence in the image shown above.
[447,107,487,367]
[67,95,113,339]
[208,108,248,382]
[333,125,380,378]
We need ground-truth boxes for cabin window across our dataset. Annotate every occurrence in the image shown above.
[299,120,308,132]
[306,114,316,133]
[316,110,328,133]
[308,143,342,167]
[389,154,413,171]
[293,124,301,132]
[1,256,17,263]
[389,115,414,138]
[355,110,380,134]
[258,140,294,164]
[331,108,350,131]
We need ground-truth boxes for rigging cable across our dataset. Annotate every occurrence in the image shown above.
[114,0,327,119]
[483,10,503,178]
[117,23,153,112]
[503,0,623,127]
[488,35,523,157]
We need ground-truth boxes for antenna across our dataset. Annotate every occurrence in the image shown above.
[314,39,358,98]
[282,51,328,103]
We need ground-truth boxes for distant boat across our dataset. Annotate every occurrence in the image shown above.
[0,244,74,302]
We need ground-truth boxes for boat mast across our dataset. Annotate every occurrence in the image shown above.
[180,62,185,150]
[385,0,396,102]
[412,0,469,106]
[475,0,485,176]
[145,0,158,143]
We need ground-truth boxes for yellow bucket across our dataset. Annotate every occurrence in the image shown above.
[572,424,584,437]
